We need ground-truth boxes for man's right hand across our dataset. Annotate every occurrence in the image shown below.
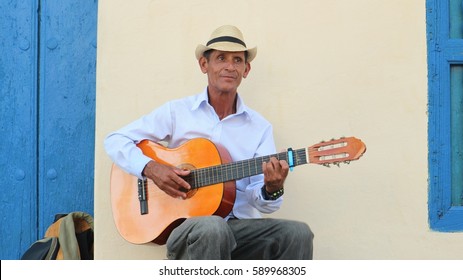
[142,160,191,199]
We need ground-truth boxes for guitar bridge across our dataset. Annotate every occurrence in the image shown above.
[138,178,148,215]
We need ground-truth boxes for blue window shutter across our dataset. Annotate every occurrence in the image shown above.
[427,0,463,231]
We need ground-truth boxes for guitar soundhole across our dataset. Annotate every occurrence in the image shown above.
[178,163,197,199]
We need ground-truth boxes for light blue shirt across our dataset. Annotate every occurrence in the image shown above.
[104,88,282,219]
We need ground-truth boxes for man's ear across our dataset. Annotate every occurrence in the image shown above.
[199,57,208,74]
[243,62,251,78]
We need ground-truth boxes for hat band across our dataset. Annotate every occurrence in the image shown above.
[207,36,247,47]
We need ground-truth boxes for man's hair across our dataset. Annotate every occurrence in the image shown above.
[203,49,249,62]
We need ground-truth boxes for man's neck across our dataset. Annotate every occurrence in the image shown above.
[207,88,237,120]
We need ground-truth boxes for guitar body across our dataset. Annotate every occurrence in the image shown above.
[110,138,236,245]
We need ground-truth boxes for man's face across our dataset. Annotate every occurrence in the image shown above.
[199,50,251,95]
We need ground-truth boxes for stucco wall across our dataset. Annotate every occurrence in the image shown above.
[95,0,463,259]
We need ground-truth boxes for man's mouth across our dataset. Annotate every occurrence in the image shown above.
[221,75,236,80]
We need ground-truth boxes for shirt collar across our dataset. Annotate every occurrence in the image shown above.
[192,87,251,118]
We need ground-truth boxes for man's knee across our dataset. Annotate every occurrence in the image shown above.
[278,220,314,259]
[184,216,234,243]
[278,220,314,241]
[296,222,314,242]
[194,215,228,231]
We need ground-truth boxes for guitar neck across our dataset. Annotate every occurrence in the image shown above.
[184,148,308,189]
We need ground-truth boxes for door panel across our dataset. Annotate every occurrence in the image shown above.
[38,0,97,237]
[0,0,39,260]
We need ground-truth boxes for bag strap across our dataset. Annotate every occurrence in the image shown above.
[45,211,94,260]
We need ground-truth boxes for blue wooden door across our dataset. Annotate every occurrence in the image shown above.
[0,0,97,259]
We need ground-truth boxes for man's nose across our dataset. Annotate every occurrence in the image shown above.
[224,60,236,70]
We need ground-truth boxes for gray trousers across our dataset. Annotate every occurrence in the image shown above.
[166,216,314,260]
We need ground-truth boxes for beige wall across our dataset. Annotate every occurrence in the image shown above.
[95,0,463,259]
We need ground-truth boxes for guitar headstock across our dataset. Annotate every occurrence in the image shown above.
[308,137,366,167]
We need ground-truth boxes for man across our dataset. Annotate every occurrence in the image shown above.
[104,25,314,259]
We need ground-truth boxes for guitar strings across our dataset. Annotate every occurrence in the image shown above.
[185,148,307,189]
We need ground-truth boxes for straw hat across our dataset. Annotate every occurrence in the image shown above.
[195,25,257,62]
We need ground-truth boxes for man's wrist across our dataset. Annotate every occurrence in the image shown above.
[142,160,155,177]
[261,185,284,200]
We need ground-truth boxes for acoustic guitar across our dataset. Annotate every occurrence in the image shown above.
[110,137,366,245]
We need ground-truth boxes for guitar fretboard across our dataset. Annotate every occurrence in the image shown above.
[184,148,308,189]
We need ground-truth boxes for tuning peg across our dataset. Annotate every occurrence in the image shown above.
[333,162,340,167]
[322,163,331,168]
[344,160,351,165]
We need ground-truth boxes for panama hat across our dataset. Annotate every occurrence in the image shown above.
[195,25,257,62]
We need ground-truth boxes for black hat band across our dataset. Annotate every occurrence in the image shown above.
[207,36,246,47]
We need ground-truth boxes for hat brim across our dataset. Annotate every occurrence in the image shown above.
[195,42,257,62]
